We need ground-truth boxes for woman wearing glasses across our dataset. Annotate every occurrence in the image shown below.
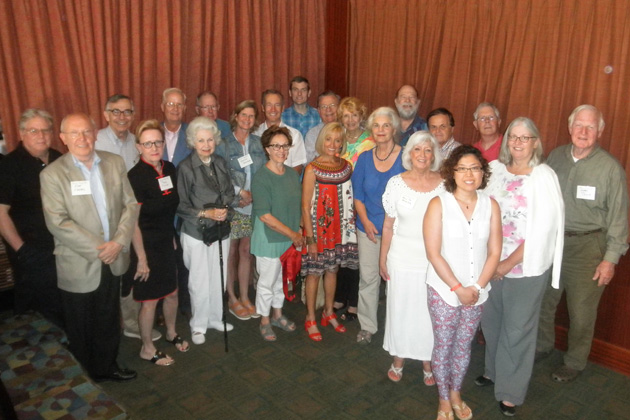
[301,122,358,341]
[475,118,564,417]
[124,119,188,366]
[424,145,502,420]
[216,100,266,322]
[251,126,303,341]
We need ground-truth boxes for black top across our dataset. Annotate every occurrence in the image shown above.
[0,143,62,250]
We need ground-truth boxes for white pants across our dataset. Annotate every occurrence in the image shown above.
[181,232,230,334]
[255,256,285,317]
[357,230,382,334]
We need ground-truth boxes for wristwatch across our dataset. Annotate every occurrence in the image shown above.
[473,283,484,293]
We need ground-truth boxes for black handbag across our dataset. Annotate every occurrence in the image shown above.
[199,161,231,245]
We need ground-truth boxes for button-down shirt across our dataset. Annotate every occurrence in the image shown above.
[400,115,428,147]
[72,153,109,241]
[164,125,181,163]
[282,105,321,139]
[440,138,462,159]
[95,126,139,171]
[253,121,307,168]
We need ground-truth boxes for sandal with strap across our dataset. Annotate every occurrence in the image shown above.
[321,311,346,333]
[387,364,404,382]
[144,350,174,366]
[451,401,472,420]
[229,301,251,320]
[304,320,322,341]
[259,323,277,341]
[270,315,296,332]
[437,410,454,420]
[166,334,190,353]
[423,370,436,386]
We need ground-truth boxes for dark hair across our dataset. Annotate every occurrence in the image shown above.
[440,145,491,193]
[260,125,293,159]
[105,94,134,110]
[229,100,259,132]
[261,89,284,105]
[289,76,310,91]
[427,107,455,127]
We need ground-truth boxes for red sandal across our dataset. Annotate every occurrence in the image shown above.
[304,320,322,341]
[321,311,346,333]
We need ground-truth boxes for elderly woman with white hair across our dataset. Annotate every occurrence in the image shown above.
[380,131,444,383]
[177,116,235,345]
[351,106,405,345]
[475,117,564,417]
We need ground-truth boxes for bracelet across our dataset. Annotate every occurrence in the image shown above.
[305,236,316,245]
[450,283,462,292]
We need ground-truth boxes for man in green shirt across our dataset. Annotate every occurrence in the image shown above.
[536,104,629,383]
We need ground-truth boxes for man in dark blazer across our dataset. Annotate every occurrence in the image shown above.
[40,113,138,382]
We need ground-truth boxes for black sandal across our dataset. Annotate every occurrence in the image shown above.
[341,311,357,321]
[146,350,173,366]
[166,334,190,353]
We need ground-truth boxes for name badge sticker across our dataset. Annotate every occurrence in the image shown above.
[399,194,416,210]
[158,176,174,191]
[71,180,91,196]
[576,185,596,200]
[238,154,253,168]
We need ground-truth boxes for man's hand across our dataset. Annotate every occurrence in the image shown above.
[97,241,123,265]
[593,260,615,287]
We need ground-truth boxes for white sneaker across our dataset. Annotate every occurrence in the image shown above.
[207,321,234,332]
[191,332,206,345]
[123,329,162,341]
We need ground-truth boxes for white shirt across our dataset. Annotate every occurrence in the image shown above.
[253,121,307,168]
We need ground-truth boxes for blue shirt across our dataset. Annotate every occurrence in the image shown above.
[72,153,110,241]
[282,105,321,139]
[351,150,405,234]
[215,119,231,140]
[400,115,428,147]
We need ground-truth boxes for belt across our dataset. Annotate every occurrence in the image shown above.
[564,229,602,237]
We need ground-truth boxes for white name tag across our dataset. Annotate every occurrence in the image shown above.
[399,195,416,210]
[576,185,596,200]
[238,154,253,168]
[71,180,91,196]
[158,176,174,191]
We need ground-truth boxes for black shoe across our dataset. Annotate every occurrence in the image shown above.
[474,375,494,387]
[93,368,137,383]
[499,402,516,417]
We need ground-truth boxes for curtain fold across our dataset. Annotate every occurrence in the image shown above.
[0,0,326,152]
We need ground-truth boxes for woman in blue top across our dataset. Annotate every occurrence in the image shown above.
[216,100,267,321]
[351,107,405,345]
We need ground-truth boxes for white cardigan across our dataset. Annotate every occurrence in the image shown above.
[488,161,565,288]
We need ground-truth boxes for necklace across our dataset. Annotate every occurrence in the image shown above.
[454,196,476,209]
[374,143,395,161]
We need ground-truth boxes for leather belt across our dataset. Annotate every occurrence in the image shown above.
[564,228,602,237]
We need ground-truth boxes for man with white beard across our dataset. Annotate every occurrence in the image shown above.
[394,85,427,147]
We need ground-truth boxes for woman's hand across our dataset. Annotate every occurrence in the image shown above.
[207,208,228,221]
[379,260,390,281]
[307,243,318,260]
[492,260,512,280]
[240,190,253,205]
[134,257,150,282]
[455,286,479,306]
[363,220,379,243]
[290,231,304,248]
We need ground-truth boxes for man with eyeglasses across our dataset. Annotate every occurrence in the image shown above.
[282,76,321,139]
[195,91,230,139]
[536,104,628,383]
[427,107,462,159]
[40,113,138,383]
[254,89,307,174]
[0,109,63,327]
[96,93,161,342]
[304,90,340,164]
[395,85,428,147]
[95,94,139,171]
[472,102,503,162]
[161,87,191,168]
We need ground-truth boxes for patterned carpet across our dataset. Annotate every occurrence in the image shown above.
[96,287,630,420]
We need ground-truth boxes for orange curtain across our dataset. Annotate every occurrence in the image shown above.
[347,0,630,173]
[0,0,326,152]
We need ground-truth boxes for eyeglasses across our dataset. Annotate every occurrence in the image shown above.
[319,104,338,110]
[507,135,536,143]
[268,144,291,151]
[25,128,53,136]
[165,102,185,109]
[197,105,219,111]
[454,166,483,174]
[139,140,165,149]
[63,129,95,139]
[107,109,134,117]
[477,116,497,122]
[429,124,450,131]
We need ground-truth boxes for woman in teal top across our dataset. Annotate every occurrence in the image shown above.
[251,125,304,341]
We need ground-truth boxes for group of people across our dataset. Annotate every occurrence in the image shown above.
[0,77,627,420]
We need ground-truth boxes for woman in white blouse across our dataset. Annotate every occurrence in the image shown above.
[424,145,502,420]
[474,117,564,417]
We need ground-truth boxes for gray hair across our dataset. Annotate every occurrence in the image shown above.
[402,131,442,171]
[162,87,187,104]
[499,117,543,167]
[366,107,401,143]
[568,104,605,132]
[185,116,221,149]
[105,94,134,111]
[473,102,501,121]
[19,108,54,131]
